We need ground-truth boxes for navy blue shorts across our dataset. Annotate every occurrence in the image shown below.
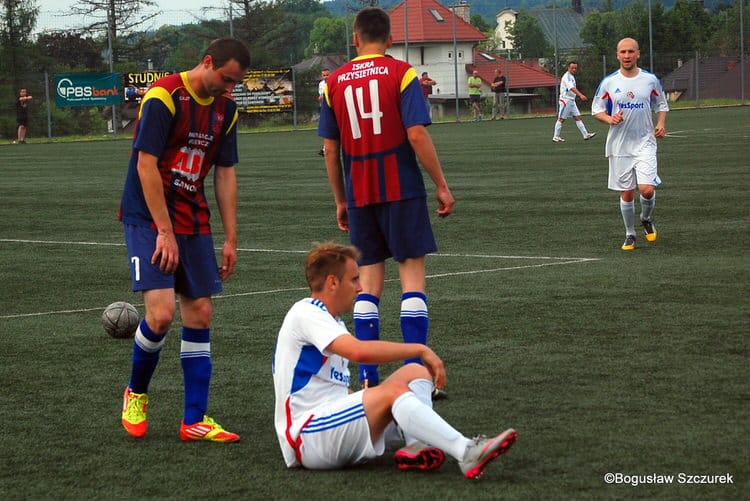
[348,198,437,265]
[124,224,223,298]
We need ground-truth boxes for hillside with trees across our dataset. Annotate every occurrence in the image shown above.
[324,0,728,25]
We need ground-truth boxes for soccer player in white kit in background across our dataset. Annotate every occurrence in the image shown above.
[553,61,596,142]
[592,37,669,251]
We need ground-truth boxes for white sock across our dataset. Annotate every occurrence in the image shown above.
[640,192,655,222]
[576,120,589,136]
[554,121,562,137]
[402,379,434,446]
[391,392,471,460]
[620,198,636,236]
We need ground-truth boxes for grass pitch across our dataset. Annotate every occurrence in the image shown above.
[0,107,748,500]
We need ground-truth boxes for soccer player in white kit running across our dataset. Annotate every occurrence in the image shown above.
[553,61,596,142]
[591,37,669,251]
[272,242,517,478]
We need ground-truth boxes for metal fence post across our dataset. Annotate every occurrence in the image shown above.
[45,71,52,141]
[695,50,700,108]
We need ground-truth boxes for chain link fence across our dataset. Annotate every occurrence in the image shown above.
[2,7,747,141]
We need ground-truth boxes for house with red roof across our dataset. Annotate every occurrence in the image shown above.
[385,0,559,115]
[386,0,487,97]
[469,47,558,106]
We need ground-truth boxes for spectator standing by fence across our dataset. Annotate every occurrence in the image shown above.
[490,69,507,120]
[16,88,32,144]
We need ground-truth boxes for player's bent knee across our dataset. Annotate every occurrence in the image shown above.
[376,379,411,404]
[390,363,431,382]
[405,362,431,378]
[180,298,213,328]
[639,185,655,199]
[145,306,176,332]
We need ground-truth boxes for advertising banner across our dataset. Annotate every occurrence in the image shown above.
[55,73,121,107]
[123,71,172,102]
[233,68,294,113]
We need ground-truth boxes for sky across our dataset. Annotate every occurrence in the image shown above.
[36,0,230,34]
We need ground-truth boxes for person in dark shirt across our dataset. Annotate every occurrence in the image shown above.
[490,69,507,120]
[16,88,32,144]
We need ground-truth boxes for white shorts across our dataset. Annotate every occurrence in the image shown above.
[608,155,660,191]
[297,390,387,469]
[558,99,580,119]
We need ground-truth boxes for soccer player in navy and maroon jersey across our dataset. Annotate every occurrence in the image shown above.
[118,37,250,442]
[318,7,455,398]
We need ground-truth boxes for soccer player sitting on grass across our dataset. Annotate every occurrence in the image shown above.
[272,242,517,478]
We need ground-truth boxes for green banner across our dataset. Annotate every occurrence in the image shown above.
[55,73,122,107]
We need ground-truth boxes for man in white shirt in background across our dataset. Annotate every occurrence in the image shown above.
[317,68,330,156]
[553,61,596,142]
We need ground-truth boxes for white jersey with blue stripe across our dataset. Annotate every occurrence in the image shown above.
[273,298,352,467]
[559,71,577,102]
[592,68,669,158]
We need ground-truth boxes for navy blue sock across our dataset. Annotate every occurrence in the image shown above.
[129,319,165,394]
[400,292,428,365]
[353,293,380,385]
[181,327,212,425]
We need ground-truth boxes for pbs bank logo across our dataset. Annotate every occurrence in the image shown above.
[56,75,120,104]
[57,78,93,99]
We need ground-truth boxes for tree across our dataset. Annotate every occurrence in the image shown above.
[1,0,39,139]
[1,0,39,86]
[578,1,734,100]
[662,0,714,56]
[71,0,159,64]
[305,16,347,57]
[506,10,552,59]
[230,0,328,67]
[37,32,103,70]
[706,1,750,56]
[124,22,224,72]
[580,10,618,58]
[470,13,491,33]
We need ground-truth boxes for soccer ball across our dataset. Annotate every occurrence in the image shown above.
[102,301,140,339]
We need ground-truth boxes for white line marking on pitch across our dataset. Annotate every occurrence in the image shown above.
[0,239,598,262]
[0,239,599,319]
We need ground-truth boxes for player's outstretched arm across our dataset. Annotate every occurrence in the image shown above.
[328,335,446,389]
[406,125,455,218]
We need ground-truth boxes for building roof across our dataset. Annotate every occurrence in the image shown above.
[661,56,750,100]
[468,48,558,90]
[292,54,348,73]
[388,0,488,44]
[532,7,586,50]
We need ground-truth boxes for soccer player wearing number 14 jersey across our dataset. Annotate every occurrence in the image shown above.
[318,7,455,397]
[118,37,250,441]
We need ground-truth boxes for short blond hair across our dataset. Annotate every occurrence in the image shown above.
[305,242,360,292]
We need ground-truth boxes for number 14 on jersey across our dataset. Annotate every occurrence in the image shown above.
[343,80,383,139]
